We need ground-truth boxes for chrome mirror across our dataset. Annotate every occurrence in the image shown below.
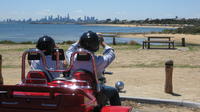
[115,81,125,92]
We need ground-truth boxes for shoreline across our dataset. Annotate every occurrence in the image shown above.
[1,33,200,45]
[84,23,179,29]
[118,33,200,45]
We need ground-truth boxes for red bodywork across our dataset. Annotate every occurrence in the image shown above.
[0,48,132,112]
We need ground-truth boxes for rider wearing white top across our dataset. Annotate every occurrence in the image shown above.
[65,31,121,106]
[30,55,62,79]
[30,36,63,80]
[65,42,115,79]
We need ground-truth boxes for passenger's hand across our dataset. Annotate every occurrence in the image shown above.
[99,36,106,48]
[100,41,107,48]
[96,32,105,47]
[55,44,59,48]
[99,36,104,43]
[76,40,80,44]
[63,60,68,68]
[96,32,103,40]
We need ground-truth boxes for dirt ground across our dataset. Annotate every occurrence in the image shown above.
[122,100,200,112]
[106,45,200,103]
[0,41,200,111]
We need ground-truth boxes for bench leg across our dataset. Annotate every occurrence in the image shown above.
[143,42,144,49]
[143,42,147,49]
[145,42,147,48]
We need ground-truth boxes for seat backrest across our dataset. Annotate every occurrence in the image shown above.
[69,49,98,90]
[28,52,40,60]
[52,48,65,60]
[26,71,50,84]
[76,52,91,61]
[73,70,95,87]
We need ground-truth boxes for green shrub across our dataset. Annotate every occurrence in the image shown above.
[162,25,200,34]
[59,40,76,44]
[0,40,16,44]
[19,41,33,44]
[128,40,140,45]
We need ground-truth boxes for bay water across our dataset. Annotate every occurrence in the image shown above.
[0,23,169,44]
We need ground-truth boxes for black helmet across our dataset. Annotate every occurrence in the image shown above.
[79,31,100,52]
[36,35,55,55]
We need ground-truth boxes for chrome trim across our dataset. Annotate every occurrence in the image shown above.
[41,103,57,107]
[66,79,88,83]
[69,49,100,92]
[21,48,70,83]
[61,85,91,89]
[1,101,19,105]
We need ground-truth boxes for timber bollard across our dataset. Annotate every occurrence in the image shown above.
[0,55,3,84]
[182,38,185,47]
[165,60,173,94]
[113,37,116,45]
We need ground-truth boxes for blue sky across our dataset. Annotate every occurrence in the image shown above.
[0,0,200,20]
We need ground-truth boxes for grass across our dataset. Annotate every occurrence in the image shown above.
[142,44,200,51]
[1,43,200,69]
[2,65,20,68]
[116,63,200,68]
[3,63,200,69]
[0,42,197,52]
[58,44,70,50]
[0,40,34,44]
[131,63,163,68]
[174,43,200,51]
[188,45,200,51]
[112,44,141,50]
[0,47,33,52]
[174,65,200,68]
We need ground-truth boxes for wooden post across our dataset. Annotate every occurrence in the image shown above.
[113,37,116,45]
[182,38,185,47]
[0,55,3,85]
[168,37,171,48]
[165,60,173,93]
[147,37,150,49]
[142,41,145,49]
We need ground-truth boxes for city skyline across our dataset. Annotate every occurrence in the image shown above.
[2,12,200,25]
[2,13,98,23]
[0,0,200,21]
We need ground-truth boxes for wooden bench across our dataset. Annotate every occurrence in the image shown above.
[142,36,175,49]
[143,40,175,49]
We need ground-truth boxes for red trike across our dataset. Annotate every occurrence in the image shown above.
[0,48,132,112]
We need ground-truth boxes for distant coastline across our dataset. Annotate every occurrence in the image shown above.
[0,21,181,29]
[30,22,76,25]
[84,23,179,29]
[1,33,200,45]
[26,22,180,29]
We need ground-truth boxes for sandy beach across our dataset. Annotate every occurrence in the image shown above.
[85,23,180,28]
[86,24,200,44]
[118,33,200,45]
